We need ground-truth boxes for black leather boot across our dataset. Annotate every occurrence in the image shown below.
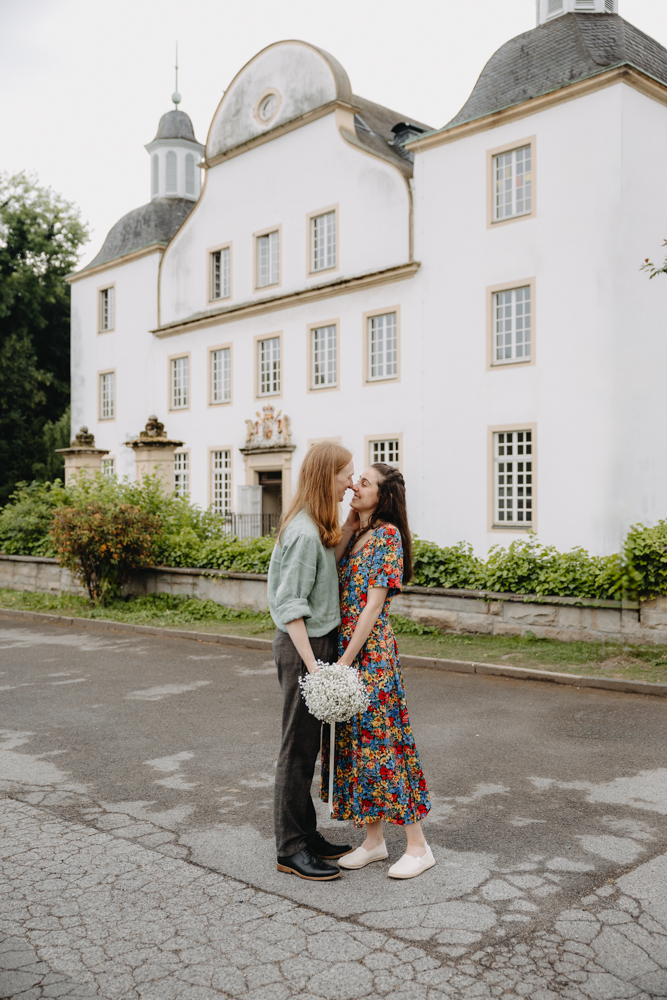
[276,847,341,880]
[306,830,353,859]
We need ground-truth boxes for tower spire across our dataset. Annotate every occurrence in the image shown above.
[172,42,181,108]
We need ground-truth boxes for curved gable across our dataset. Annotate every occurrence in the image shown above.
[206,40,352,160]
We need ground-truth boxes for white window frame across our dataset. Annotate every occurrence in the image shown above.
[493,144,533,222]
[369,438,401,468]
[99,371,115,421]
[99,286,114,332]
[493,285,532,364]
[101,457,115,476]
[174,451,190,497]
[257,335,281,397]
[491,428,534,528]
[170,355,189,410]
[310,208,337,273]
[210,345,231,405]
[210,449,232,515]
[365,310,399,383]
[310,323,337,389]
[255,228,280,289]
[209,245,231,301]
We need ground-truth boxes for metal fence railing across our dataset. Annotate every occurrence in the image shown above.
[221,512,280,538]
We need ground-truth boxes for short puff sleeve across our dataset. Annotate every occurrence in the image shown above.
[367,525,403,596]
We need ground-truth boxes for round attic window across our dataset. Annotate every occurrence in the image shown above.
[256,91,280,125]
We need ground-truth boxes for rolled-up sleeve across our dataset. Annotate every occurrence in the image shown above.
[272,533,319,624]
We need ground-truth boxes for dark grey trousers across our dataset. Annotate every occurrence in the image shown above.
[273,627,337,858]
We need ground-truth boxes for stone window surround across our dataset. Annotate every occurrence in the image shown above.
[487,135,537,230]
[487,422,537,533]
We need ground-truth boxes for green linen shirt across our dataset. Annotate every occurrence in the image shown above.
[268,510,341,637]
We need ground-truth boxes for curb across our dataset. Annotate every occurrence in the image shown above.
[1,606,665,699]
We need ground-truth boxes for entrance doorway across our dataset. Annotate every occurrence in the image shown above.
[258,470,282,516]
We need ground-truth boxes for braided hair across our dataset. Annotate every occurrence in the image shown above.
[370,463,413,583]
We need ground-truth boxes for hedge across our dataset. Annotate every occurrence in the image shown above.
[0,476,666,601]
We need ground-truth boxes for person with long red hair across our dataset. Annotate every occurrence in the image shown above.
[269,441,355,881]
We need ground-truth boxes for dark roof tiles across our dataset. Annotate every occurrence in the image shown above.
[352,94,432,174]
[153,109,199,142]
[443,13,667,131]
[81,198,195,272]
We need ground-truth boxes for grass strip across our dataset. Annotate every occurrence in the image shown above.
[1,589,666,685]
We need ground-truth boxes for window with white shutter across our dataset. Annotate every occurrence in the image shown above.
[494,145,532,221]
[210,247,230,300]
[494,286,531,364]
[256,231,280,288]
[368,312,398,381]
[170,356,189,409]
[493,431,533,525]
[185,154,195,195]
[165,151,177,193]
[258,337,280,396]
[211,347,231,404]
[311,325,337,388]
[152,155,159,196]
[212,450,232,514]
[311,211,336,271]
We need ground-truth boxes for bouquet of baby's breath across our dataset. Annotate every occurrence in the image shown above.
[299,661,370,724]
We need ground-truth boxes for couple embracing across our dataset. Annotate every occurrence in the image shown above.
[268,441,433,882]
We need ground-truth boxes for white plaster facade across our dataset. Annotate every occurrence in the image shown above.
[68,12,667,557]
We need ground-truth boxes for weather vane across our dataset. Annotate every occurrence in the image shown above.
[172,42,181,108]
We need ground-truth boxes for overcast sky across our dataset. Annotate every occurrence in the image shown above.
[3,0,666,268]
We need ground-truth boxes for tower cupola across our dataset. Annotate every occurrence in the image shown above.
[145,109,204,201]
[537,0,617,24]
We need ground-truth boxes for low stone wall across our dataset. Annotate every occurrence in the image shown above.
[1,554,666,645]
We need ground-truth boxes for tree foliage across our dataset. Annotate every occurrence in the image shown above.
[0,172,88,503]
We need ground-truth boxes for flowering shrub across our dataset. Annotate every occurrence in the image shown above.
[50,501,160,604]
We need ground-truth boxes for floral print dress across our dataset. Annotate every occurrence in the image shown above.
[321,524,431,827]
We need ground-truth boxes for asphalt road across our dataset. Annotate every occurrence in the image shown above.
[1,615,667,999]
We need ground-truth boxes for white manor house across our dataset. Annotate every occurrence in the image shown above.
[68,0,667,556]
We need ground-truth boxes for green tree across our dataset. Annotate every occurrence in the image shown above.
[0,172,88,503]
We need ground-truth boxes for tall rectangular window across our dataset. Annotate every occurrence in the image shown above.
[494,286,531,363]
[211,450,231,514]
[211,247,230,300]
[311,325,337,388]
[256,231,279,288]
[171,356,189,409]
[494,430,533,525]
[368,312,398,381]
[174,452,189,497]
[370,439,400,468]
[100,287,114,331]
[100,372,115,420]
[494,145,532,221]
[258,337,280,396]
[211,347,231,403]
[101,458,115,476]
[311,211,336,271]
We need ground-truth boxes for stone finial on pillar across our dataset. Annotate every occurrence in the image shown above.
[55,427,110,485]
[125,415,184,493]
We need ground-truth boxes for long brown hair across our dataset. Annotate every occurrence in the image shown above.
[278,441,353,548]
[370,463,413,583]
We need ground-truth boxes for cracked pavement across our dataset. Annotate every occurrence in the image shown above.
[0,616,666,999]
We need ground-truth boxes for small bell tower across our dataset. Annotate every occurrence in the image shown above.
[144,44,205,201]
[537,0,617,24]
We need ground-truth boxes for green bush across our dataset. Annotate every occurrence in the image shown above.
[2,474,667,601]
[412,539,485,590]
[0,480,66,556]
[624,520,667,599]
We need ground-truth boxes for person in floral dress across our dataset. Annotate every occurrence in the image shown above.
[323,463,434,879]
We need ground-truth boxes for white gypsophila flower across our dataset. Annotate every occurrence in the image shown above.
[298,661,370,724]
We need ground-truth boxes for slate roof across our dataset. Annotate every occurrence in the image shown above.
[153,109,199,142]
[443,13,667,131]
[352,94,432,174]
[80,198,196,272]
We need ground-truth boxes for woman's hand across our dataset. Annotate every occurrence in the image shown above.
[343,506,361,534]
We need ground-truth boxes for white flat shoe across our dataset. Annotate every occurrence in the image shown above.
[337,841,388,869]
[387,844,435,879]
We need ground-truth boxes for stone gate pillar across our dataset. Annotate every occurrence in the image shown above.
[55,427,109,484]
[125,415,184,493]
